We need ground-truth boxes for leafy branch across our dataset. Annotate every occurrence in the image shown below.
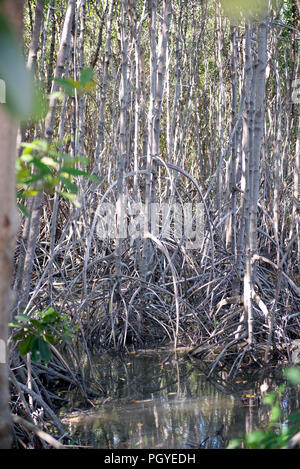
[16,138,101,216]
[228,367,300,449]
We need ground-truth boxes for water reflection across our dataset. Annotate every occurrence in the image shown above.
[60,351,300,449]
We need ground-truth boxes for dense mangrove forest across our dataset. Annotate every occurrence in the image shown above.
[0,0,299,452]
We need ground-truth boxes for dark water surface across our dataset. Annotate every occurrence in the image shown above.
[59,350,300,449]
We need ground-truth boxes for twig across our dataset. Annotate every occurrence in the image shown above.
[12,414,65,449]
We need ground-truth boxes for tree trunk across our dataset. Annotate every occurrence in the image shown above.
[93,0,114,167]
[27,0,44,74]
[44,0,76,141]
[0,0,24,450]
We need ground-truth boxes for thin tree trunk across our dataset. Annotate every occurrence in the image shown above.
[45,0,76,141]
[77,0,86,157]
[93,0,114,168]
[27,0,44,74]
[18,0,76,310]
[46,4,56,93]
[115,0,129,300]
[226,25,238,256]
[39,0,53,83]
[236,23,253,340]
[216,7,225,213]
[245,17,268,346]
[143,0,158,278]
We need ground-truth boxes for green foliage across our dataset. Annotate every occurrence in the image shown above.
[15,66,100,215]
[284,367,300,386]
[227,367,300,449]
[0,12,34,119]
[54,66,96,96]
[9,307,78,363]
[16,138,101,214]
[220,0,278,22]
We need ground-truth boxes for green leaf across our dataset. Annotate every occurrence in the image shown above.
[227,439,241,449]
[86,174,102,183]
[21,139,48,153]
[48,90,65,101]
[55,77,79,96]
[22,189,41,197]
[284,367,300,386]
[15,314,31,323]
[288,412,300,424]
[244,430,266,448]
[58,175,78,193]
[43,334,55,345]
[30,157,53,174]
[31,336,52,363]
[12,331,27,340]
[19,154,34,163]
[80,66,94,88]
[41,156,59,169]
[40,307,56,317]
[59,167,87,177]
[29,318,43,328]
[60,154,89,166]
[16,166,31,182]
[59,167,102,184]
[9,322,23,329]
[17,203,30,217]
[270,404,281,423]
[61,331,74,343]
[41,310,60,323]
[22,174,46,184]
[18,335,34,355]
[263,391,277,406]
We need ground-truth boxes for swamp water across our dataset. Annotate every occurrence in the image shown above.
[59,350,300,449]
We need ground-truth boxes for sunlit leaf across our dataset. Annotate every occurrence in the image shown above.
[21,139,48,153]
[48,91,65,100]
[22,190,40,197]
[270,404,281,422]
[263,391,277,406]
[41,156,59,169]
[227,439,241,449]
[244,430,266,448]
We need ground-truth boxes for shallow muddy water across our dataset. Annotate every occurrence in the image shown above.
[59,350,300,449]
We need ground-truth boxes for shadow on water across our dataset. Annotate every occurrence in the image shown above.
[59,350,300,449]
